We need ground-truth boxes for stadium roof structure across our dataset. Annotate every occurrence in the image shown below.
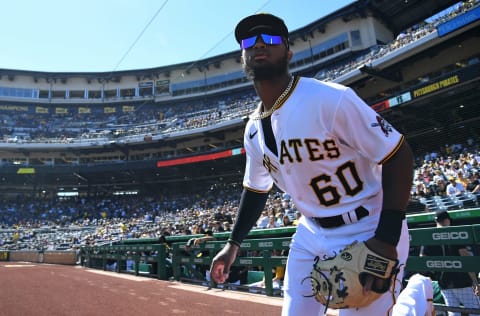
[288,0,461,43]
[0,0,459,80]
[365,0,461,35]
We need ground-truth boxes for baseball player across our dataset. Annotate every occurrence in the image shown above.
[210,13,414,316]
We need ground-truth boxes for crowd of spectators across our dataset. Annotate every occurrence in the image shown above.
[315,0,479,82]
[407,140,480,214]
[0,181,298,251]
[413,142,480,197]
[0,89,258,145]
[1,140,480,252]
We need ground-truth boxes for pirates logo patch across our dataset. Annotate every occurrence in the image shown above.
[371,116,392,137]
[263,154,279,173]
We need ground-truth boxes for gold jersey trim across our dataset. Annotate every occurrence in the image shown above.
[379,135,404,165]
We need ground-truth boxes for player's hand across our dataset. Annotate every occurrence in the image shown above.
[473,284,479,296]
[193,238,200,246]
[210,242,239,284]
[363,237,398,295]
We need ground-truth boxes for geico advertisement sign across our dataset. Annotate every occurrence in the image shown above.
[432,231,469,240]
[426,260,463,269]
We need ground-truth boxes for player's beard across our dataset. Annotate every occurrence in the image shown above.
[243,51,289,81]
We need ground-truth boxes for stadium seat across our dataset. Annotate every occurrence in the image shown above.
[456,193,477,208]
[138,263,152,274]
[247,270,265,284]
[422,196,444,212]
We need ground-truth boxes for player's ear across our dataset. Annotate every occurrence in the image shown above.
[287,50,293,62]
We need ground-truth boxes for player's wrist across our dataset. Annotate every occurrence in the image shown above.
[366,237,397,260]
[374,209,405,246]
[227,238,241,248]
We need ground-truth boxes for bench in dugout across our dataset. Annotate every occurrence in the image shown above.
[171,237,291,296]
[127,261,152,274]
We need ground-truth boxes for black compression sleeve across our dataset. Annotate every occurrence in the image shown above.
[229,188,269,245]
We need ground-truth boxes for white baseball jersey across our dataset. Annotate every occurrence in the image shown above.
[243,76,404,219]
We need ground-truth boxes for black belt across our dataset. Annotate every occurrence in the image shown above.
[312,206,369,228]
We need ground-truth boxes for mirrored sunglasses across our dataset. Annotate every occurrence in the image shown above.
[240,34,283,49]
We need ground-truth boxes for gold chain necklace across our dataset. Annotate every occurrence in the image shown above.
[250,76,295,120]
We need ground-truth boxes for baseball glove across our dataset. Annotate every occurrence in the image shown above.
[306,240,399,310]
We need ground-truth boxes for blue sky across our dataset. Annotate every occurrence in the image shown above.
[0,0,355,73]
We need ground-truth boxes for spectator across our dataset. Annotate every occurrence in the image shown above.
[414,179,428,197]
[280,195,296,222]
[446,176,465,196]
[266,215,280,229]
[292,212,302,226]
[456,170,468,189]
[190,224,202,235]
[432,169,446,184]
[256,211,269,229]
[466,172,480,193]
[433,178,448,196]
[443,162,457,179]
[212,221,225,233]
[281,214,294,227]
[222,221,232,232]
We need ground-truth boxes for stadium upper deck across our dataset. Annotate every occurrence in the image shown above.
[0,0,478,196]
[0,0,468,105]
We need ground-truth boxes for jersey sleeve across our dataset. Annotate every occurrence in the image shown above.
[331,87,403,164]
[242,121,273,193]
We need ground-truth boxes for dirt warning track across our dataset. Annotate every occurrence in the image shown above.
[0,262,282,316]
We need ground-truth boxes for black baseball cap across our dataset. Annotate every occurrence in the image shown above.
[435,210,451,222]
[234,13,289,44]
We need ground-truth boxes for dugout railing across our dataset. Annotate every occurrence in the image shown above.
[80,211,480,311]
[405,224,480,315]
[83,243,169,280]
[170,237,291,296]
